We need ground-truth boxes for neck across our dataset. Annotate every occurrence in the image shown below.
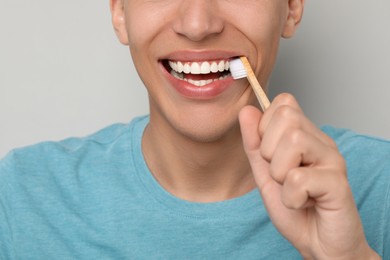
[142,118,256,203]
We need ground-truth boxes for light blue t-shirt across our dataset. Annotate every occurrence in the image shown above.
[0,116,389,259]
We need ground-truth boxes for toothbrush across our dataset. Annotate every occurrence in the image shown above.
[230,57,270,112]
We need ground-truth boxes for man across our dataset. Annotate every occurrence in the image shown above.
[0,0,387,258]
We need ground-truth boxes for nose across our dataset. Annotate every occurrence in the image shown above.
[173,1,225,42]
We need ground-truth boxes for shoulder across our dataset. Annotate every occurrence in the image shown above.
[321,125,390,203]
[321,126,390,183]
[0,116,149,182]
[321,125,390,162]
[321,126,390,255]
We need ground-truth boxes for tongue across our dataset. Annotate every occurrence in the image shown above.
[183,72,224,80]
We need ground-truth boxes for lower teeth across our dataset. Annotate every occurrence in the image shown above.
[170,70,230,87]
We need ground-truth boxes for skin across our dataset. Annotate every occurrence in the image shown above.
[110,0,381,258]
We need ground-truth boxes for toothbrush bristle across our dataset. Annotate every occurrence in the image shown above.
[230,58,247,79]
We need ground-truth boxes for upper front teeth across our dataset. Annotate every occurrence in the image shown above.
[168,60,230,74]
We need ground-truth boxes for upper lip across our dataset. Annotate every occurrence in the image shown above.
[159,50,244,62]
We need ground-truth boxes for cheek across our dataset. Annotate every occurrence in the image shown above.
[225,1,286,45]
[126,18,148,51]
[236,15,283,70]
[125,8,165,51]
[228,4,285,81]
[125,0,181,47]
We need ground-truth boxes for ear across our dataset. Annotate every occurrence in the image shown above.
[282,0,305,38]
[110,0,129,45]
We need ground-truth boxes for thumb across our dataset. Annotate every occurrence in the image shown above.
[238,106,271,189]
[239,105,262,153]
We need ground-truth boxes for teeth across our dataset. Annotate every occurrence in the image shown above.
[183,63,190,74]
[200,62,210,74]
[210,62,218,73]
[177,62,184,73]
[189,79,208,86]
[168,60,231,87]
[191,63,201,74]
[170,70,184,80]
[168,61,177,72]
[224,61,229,71]
[168,60,230,74]
[170,69,229,87]
[218,61,225,72]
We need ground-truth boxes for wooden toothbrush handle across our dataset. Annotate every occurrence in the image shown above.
[240,56,270,112]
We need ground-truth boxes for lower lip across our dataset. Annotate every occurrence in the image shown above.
[160,63,234,100]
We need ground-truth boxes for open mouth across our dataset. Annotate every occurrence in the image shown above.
[162,59,232,87]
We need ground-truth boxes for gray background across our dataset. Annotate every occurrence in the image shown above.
[1,0,389,157]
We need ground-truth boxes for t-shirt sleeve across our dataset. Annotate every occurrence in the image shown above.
[0,153,15,259]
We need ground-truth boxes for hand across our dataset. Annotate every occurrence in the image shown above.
[239,93,380,259]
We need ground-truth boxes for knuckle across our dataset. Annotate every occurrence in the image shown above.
[286,128,305,147]
[275,105,295,119]
[273,106,300,128]
[281,188,305,210]
[286,168,306,187]
[282,169,310,209]
[275,93,297,106]
[281,195,299,209]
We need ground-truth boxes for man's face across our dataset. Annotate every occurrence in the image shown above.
[111,0,303,142]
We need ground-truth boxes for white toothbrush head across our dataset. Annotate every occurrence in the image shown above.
[229,56,270,111]
[229,58,247,80]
